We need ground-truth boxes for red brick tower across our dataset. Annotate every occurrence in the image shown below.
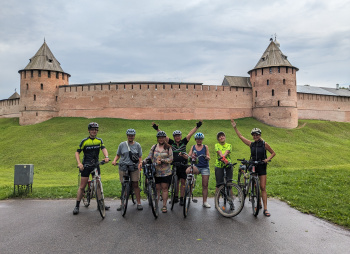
[18,40,71,125]
[248,38,298,128]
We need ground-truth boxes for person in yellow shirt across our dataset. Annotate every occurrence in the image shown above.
[214,131,232,188]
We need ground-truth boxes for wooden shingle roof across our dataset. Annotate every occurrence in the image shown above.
[222,76,251,88]
[20,41,65,73]
[249,40,298,73]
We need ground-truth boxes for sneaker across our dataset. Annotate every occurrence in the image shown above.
[117,205,122,211]
[137,204,143,210]
[203,202,211,208]
[174,196,179,203]
[105,205,110,210]
[179,197,184,206]
[73,206,79,215]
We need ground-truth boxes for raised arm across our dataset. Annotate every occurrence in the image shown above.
[152,122,170,143]
[186,120,202,141]
[231,119,251,146]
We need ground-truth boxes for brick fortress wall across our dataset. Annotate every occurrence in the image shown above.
[298,93,350,122]
[57,83,253,120]
[0,98,20,118]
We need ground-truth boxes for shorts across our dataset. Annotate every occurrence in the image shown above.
[215,166,232,186]
[197,167,210,176]
[155,175,172,185]
[119,169,140,182]
[80,166,100,178]
[176,164,187,180]
[255,164,267,176]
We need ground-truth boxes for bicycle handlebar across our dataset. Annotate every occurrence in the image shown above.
[237,159,270,165]
[79,160,109,168]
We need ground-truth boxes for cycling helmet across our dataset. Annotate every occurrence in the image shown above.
[126,129,136,135]
[251,128,262,135]
[216,131,225,139]
[156,131,167,137]
[194,132,204,139]
[173,130,182,136]
[88,122,99,130]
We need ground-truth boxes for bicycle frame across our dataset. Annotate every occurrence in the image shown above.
[80,160,106,218]
[214,159,244,218]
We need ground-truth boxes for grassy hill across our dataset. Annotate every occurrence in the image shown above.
[1,117,349,227]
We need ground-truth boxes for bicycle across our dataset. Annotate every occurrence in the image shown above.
[214,159,244,218]
[119,164,137,217]
[237,159,266,217]
[237,159,250,199]
[182,152,206,218]
[80,160,107,219]
[142,159,159,218]
[168,162,186,210]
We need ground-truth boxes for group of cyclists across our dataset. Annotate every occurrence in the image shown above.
[73,119,276,217]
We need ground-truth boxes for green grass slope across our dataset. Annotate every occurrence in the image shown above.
[1,117,349,227]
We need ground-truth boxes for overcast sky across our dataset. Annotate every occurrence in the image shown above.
[0,0,349,99]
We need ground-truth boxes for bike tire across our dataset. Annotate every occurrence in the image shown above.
[121,184,130,217]
[95,180,105,219]
[251,177,260,217]
[83,184,90,207]
[170,175,178,210]
[148,181,158,218]
[237,171,247,200]
[215,183,244,218]
[183,180,191,218]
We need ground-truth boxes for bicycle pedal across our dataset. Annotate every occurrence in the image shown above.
[192,199,198,203]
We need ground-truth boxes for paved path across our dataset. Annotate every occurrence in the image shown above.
[0,198,349,254]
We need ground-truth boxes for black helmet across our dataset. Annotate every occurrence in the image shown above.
[156,131,167,137]
[126,129,136,135]
[216,131,225,139]
[88,122,99,130]
[251,128,262,135]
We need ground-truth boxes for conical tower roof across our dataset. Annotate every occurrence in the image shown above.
[8,91,20,99]
[248,39,298,73]
[21,40,65,72]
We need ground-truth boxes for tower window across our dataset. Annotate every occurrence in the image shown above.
[38,70,41,77]
[283,79,286,85]
[255,91,257,97]
[272,89,274,96]
[48,71,51,78]
[267,80,269,86]
[41,84,43,90]
[269,67,272,74]
[286,67,289,73]
[56,72,59,79]
[288,89,291,96]
[261,69,263,75]
[278,67,280,73]
[278,100,280,106]
[34,94,36,101]
[26,83,29,90]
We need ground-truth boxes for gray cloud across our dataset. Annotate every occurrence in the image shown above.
[0,0,349,99]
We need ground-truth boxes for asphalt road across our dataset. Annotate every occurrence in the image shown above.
[1,198,349,254]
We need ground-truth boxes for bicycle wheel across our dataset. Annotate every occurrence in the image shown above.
[215,183,244,218]
[82,184,90,207]
[251,177,260,217]
[148,181,158,218]
[121,183,130,217]
[237,171,247,200]
[183,180,191,218]
[95,180,105,219]
[170,174,178,210]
